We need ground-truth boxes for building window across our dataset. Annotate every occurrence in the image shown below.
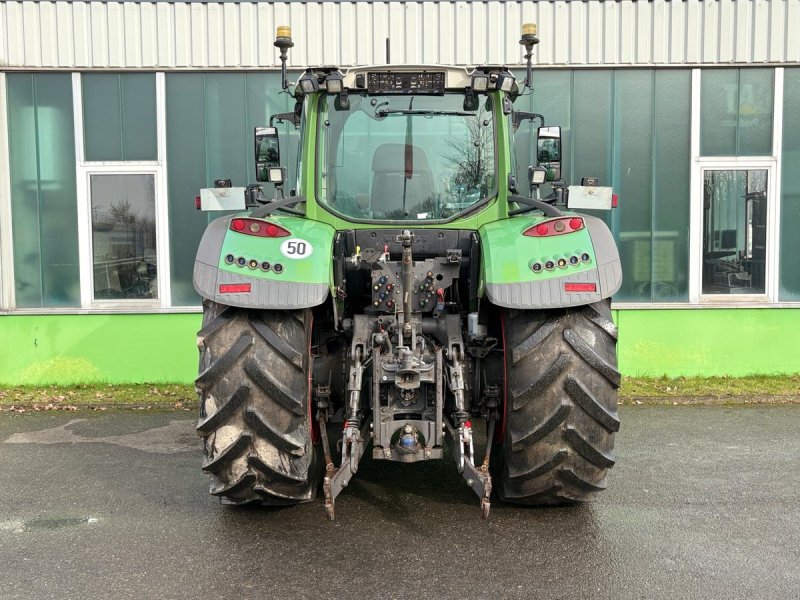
[82,73,158,162]
[691,68,783,305]
[165,72,297,306]
[780,67,800,301]
[700,68,774,157]
[90,174,158,301]
[75,73,169,309]
[525,69,693,303]
[702,169,768,295]
[6,73,80,308]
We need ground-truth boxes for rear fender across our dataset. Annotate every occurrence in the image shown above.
[479,214,622,309]
[193,215,334,309]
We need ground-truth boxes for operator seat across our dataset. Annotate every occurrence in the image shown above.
[371,143,435,216]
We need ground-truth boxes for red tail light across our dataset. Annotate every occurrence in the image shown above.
[564,283,597,292]
[523,217,584,237]
[219,283,251,293]
[195,196,201,210]
[229,218,291,237]
[612,194,619,208]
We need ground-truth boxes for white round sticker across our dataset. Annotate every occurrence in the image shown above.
[280,238,314,259]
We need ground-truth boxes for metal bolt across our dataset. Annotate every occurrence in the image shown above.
[467,479,474,486]
[424,450,431,458]
[342,481,348,488]
[382,375,388,381]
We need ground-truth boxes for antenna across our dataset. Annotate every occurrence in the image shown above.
[386,37,391,64]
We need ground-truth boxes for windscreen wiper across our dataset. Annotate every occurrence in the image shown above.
[246,185,306,216]
[376,108,475,117]
[250,196,305,217]
[508,195,563,217]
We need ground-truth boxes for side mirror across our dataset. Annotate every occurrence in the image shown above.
[536,125,562,182]
[254,126,280,182]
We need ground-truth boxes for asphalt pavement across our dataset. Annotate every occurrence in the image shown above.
[1,406,799,600]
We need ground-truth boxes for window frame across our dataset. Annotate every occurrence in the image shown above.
[73,72,172,310]
[683,68,786,307]
[82,168,165,308]
[0,74,13,312]
[693,159,778,304]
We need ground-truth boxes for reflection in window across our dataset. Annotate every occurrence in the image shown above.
[700,69,774,157]
[91,174,157,300]
[702,170,767,294]
[7,73,80,308]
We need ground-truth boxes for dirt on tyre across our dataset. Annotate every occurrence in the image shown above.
[195,300,322,505]
[492,300,620,505]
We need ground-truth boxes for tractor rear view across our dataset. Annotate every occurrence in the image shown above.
[192,24,622,519]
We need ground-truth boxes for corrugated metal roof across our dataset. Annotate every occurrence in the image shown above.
[0,1,696,3]
[1,0,798,70]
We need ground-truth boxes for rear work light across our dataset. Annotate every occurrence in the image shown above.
[523,217,584,237]
[229,218,291,238]
[219,283,251,293]
[564,282,597,292]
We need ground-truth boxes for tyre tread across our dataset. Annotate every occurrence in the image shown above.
[196,334,253,390]
[495,300,619,506]
[202,432,251,473]
[243,406,305,454]
[196,303,320,506]
[244,358,305,416]
[563,328,621,387]
[564,376,621,432]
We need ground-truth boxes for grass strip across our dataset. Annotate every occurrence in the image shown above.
[0,384,196,413]
[620,374,800,406]
[622,374,800,397]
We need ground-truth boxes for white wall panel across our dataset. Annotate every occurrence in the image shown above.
[140,2,159,66]
[1,0,799,71]
[72,2,92,66]
[39,2,59,67]
[768,0,786,63]
[206,3,224,67]
[22,2,42,67]
[469,2,486,66]
[107,2,126,67]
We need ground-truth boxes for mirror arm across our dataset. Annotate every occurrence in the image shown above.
[512,111,544,132]
[270,111,301,127]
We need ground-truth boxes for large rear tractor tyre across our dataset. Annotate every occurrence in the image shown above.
[195,301,322,505]
[493,300,620,505]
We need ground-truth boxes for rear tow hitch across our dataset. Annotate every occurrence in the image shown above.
[319,418,368,521]
[447,419,493,519]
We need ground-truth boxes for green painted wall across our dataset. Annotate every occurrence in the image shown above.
[0,308,798,384]
[616,308,800,377]
[0,313,201,385]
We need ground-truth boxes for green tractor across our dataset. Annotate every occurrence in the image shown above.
[193,24,621,519]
